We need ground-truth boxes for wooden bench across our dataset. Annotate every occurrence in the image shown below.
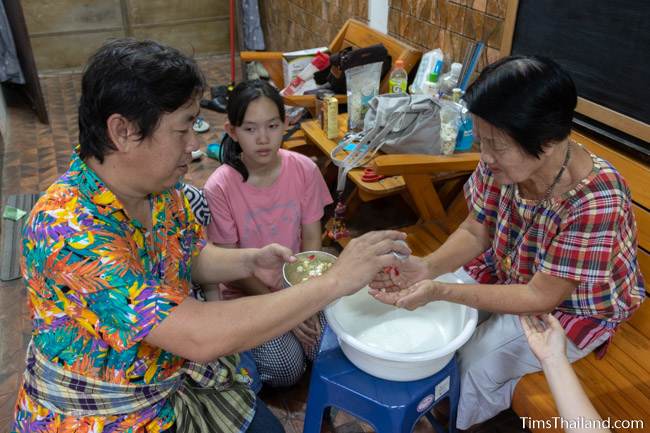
[301,113,407,208]
[241,18,422,153]
[512,131,650,433]
[302,113,480,243]
[372,150,481,254]
[240,18,421,116]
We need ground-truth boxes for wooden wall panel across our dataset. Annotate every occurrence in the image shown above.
[23,0,122,34]
[30,31,125,71]
[259,0,506,68]
[132,19,230,56]
[22,0,229,71]
[128,0,228,25]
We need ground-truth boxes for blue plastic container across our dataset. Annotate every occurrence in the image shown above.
[455,114,473,152]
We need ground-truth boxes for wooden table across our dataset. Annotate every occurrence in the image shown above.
[300,114,406,206]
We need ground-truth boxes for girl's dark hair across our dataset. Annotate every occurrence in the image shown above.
[79,38,205,163]
[221,79,285,180]
[464,55,577,158]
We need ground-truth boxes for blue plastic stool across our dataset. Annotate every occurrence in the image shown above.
[303,326,460,433]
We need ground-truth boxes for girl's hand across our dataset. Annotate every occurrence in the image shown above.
[520,314,567,366]
[369,279,442,310]
[306,314,322,336]
[250,244,295,289]
[369,256,430,292]
[292,315,321,349]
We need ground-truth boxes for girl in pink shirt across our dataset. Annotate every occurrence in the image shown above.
[203,80,333,387]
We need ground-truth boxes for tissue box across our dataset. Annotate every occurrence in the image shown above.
[282,46,328,94]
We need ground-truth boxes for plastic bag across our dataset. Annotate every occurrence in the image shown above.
[345,62,382,132]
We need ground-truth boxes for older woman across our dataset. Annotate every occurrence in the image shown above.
[371,56,645,430]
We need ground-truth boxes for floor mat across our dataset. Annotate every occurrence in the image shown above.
[1,194,40,281]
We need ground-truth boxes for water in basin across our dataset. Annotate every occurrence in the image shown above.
[330,288,464,355]
[355,315,451,353]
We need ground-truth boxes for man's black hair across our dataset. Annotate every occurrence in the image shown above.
[78,38,205,162]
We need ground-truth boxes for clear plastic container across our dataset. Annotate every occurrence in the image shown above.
[439,104,460,155]
[410,48,444,94]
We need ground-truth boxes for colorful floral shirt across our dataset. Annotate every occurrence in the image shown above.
[13,151,206,432]
[464,149,646,353]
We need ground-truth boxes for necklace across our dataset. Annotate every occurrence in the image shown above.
[501,142,572,273]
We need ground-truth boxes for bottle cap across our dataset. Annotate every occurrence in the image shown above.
[395,59,405,68]
[312,52,330,70]
[428,60,443,83]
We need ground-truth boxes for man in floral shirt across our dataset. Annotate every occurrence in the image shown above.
[12,39,409,433]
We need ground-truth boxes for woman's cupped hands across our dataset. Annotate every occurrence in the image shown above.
[368,255,441,310]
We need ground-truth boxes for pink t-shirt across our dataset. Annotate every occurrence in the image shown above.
[204,149,333,298]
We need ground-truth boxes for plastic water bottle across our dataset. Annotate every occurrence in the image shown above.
[422,51,445,98]
[388,60,408,94]
[439,62,462,95]
[455,105,474,152]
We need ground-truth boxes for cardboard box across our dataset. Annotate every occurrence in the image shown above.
[282,47,328,94]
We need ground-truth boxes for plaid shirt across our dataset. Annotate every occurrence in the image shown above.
[13,152,254,432]
[464,150,645,353]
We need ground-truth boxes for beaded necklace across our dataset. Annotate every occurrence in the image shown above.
[501,142,572,273]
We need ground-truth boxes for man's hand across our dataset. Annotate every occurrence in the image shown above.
[369,279,443,310]
[329,230,410,297]
[248,244,295,289]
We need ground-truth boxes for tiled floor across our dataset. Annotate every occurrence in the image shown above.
[0,54,528,433]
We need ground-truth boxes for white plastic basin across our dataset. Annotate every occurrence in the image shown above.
[324,273,478,381]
